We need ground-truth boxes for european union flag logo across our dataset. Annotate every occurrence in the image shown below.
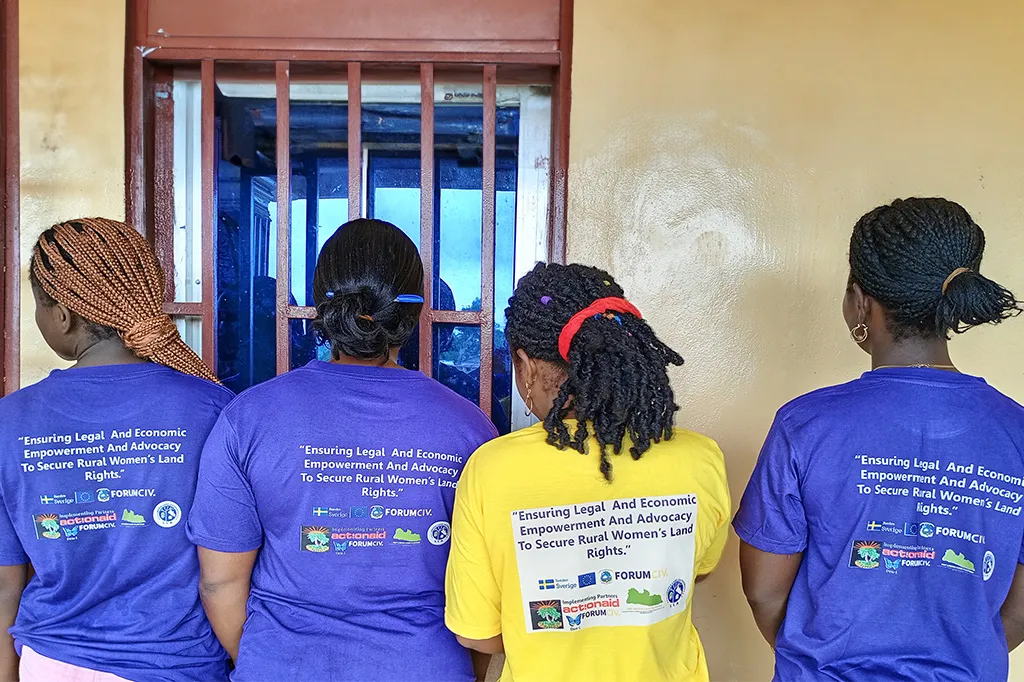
[312,507,329,517]
[538,579,555,590]
[75,491,93,504]
[350,506,368,518]
[578,572,597,588]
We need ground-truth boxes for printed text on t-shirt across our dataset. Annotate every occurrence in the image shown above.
[300,445,463,500]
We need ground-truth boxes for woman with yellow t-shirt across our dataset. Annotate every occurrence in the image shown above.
[445,263,731,682]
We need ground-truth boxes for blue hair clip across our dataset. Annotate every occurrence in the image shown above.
[323,291,423,303]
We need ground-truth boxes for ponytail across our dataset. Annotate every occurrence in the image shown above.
[936,267,1019,336]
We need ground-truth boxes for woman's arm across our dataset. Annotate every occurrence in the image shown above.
[197,547,258,662]
[0,564,26,682]
[470,650,494,682]
[738,541,802,648]
[457,634,503,655]
[1002,563,1024,651]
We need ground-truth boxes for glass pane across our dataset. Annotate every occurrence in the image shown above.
[172,79,203,303]
[290,318,331,369]
[287,95,353,306]
[435,93,483,312]
[214,88,279,392]
[491,173,518,436]
[174,317,202,359]
[433,103,521,314]
[368,151,421,247]
[433,323,481,406]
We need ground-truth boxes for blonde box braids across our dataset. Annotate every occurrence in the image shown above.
[30,217,219,383]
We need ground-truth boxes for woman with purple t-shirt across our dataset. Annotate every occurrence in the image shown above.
[0,218,231,681]
[187,219,497,682]
[735,197,1024,681]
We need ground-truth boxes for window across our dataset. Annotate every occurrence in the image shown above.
[127,1,571,433]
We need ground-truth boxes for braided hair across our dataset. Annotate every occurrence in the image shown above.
[505,263,684,482]
[849,198,1020,341]
[29,217,219,383]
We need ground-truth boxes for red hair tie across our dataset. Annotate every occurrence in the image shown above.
[557,297,643,361]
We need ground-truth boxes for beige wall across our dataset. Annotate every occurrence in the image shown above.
[13,0,1024,679]
[18,0,125,384]
[568,1,1024,680]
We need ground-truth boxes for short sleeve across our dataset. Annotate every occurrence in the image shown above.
[0,491,27,566]
[732,414,808,555]
[696,441,732,575]
[186,411,263,552]
[444,454,502,640]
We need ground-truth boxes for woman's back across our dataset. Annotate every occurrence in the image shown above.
[446,424,730,682]
[737,367,1024,681]
[188,360,496,682]
[0,364,232,681]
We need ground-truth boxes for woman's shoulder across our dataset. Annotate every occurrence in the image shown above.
[152,366,235,402]
[464,424,548,473]
[660,428,727,476]
[666,428,722,456]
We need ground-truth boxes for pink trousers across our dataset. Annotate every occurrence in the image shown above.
[20,646,132,682]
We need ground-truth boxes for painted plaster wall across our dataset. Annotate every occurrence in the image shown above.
[18,0,125,383]
[568,2,1024,679]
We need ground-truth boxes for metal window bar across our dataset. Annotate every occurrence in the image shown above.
[479,65,497,416]
[347,62,363,221]
[417,63,435,373]
[275,61,291,375]
[200,60,217,367]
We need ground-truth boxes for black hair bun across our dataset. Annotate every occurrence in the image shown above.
[311,219,424,361]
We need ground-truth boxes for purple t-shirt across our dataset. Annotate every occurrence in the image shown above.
[187,360,498,682]
[734,368,1024,681]
[0,364,233,681]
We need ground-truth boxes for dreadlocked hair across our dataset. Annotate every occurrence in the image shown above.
[30,217,219,383]
[849,197,1020,341]
[505,263,684,482]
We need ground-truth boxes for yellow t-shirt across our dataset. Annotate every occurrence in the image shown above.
[445,423,731,682]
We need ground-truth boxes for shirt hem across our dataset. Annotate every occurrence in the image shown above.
[732,521,806,555]
[188,530,262,553]
[14,637,229,681]
[444,613,502,641]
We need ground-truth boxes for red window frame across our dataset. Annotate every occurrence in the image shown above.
[125,1,572,415]
[1,0,19,396]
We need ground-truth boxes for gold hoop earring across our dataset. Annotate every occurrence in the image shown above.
[524,383,534,417]
[850,323,869,344]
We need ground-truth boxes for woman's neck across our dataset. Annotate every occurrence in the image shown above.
[331,348,403,370]
[871,338,955,370]
[73,338,148,369]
